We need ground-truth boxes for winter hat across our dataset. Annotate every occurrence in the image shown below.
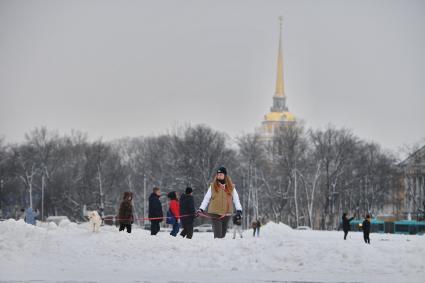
[185,187,193,194]
[217,166,227,175]
[167,191,177,200]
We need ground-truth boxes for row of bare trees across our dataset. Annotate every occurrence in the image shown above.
[0,123,402,229]
[238,123,400,229]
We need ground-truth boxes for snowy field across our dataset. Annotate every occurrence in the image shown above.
[0,219,424,283]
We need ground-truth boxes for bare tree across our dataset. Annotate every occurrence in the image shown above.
[309,126,357,229]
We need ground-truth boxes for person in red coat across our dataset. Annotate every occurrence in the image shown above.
[167,191,180,237]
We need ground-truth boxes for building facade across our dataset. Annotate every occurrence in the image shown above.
[399,145,425,220]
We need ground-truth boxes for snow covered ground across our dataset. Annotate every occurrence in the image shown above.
[0,219,424,283]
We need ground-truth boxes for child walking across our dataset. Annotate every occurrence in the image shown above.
[167,191,180,237]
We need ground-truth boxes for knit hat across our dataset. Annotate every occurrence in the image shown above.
[185,187,193,194]
[167,191,177,200]
[217,166,227,175]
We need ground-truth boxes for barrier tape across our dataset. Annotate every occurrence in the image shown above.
[110,212,233,222]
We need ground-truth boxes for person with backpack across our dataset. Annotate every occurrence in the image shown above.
[148,187,163,235]
[197,167,242,239]
[179,187,196,239]
[167,191,180,237]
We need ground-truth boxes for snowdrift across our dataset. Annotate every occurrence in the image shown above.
[0,219,424,283]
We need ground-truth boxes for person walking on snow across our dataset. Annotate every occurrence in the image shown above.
[362,214,371,244]
[167,191,180,237]
[24,207,39,225]
[197,166,243,239]
[342,212,355,240]
[149,187,163,235]
[252,219,261,237]
[118,192,134,233]
[179,187,196,239]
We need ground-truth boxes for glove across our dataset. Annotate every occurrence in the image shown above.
[196,209,204,217]
[236,210,242,216]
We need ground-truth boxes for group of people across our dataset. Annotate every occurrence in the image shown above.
[13,165,374,245]
[342,213,372,244]
[117,166,243,239]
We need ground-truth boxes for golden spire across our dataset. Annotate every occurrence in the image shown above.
[275,16,285,97]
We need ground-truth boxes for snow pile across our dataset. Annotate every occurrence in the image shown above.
[261,221,293,235]
[0,219,424,283]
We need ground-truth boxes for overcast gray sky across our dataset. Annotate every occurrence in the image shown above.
[1,0,424,152]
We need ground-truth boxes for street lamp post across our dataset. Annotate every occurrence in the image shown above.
[143,173,147,224]
[41,174,45,221]
[0,179,4,218]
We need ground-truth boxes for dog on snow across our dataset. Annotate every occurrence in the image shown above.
[87,210,102,232]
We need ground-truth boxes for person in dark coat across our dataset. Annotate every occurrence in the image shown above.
[179,187,196,239]
[255,219,261,237]
[148,187,163,235]
[118,192,133,233]
[252,219,261,237]
[342,212,355,240]
[362,214,371,244]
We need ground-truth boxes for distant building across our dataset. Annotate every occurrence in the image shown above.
[260,17,296,140]
[399,145,425,220]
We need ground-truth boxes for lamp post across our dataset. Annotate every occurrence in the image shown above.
[143,173,147,224]
[41,174,45,221]
[0,179,4,218]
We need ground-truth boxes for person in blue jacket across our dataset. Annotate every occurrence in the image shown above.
[25,207,39,225]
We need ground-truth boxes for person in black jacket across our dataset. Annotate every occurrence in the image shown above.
[342,212,355,240]
[179,187,196,239]
[362,214,371,244]
[149,187,163,235]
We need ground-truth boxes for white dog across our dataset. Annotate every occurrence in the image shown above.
[87,210,102,232]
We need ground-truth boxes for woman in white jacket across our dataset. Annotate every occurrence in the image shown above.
[198,167,242,238]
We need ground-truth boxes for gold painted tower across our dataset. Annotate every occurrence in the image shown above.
[261,17,295,139]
